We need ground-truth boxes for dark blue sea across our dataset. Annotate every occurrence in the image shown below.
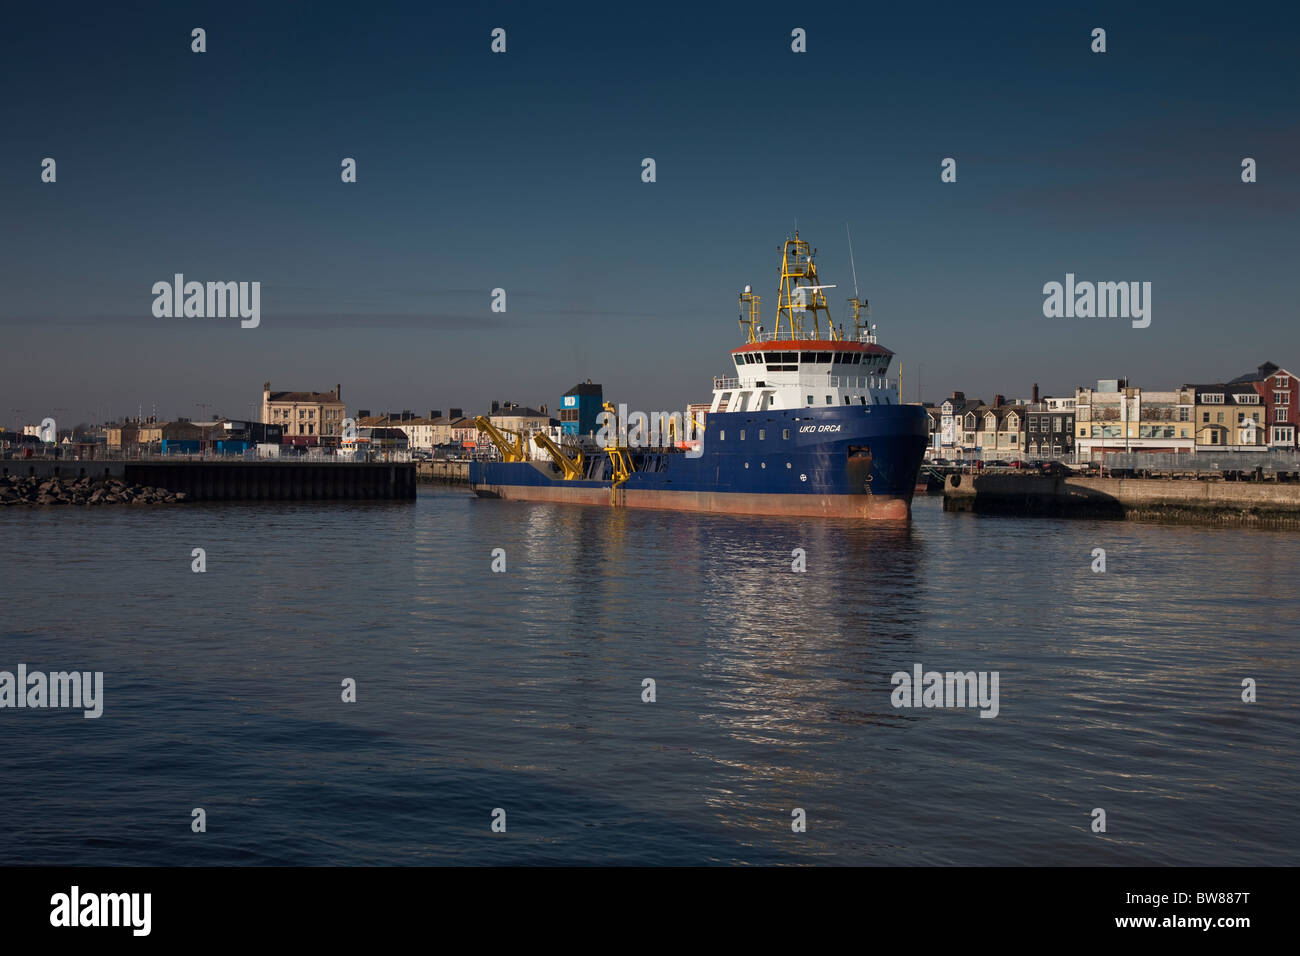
[1,490,1296,865]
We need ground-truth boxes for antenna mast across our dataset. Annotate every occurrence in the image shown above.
[844,223,870,340]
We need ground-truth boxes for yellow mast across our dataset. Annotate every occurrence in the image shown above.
[774,232,838,341]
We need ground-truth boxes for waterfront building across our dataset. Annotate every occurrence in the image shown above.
[1023,386,1076,458]
[1228,362,1298,450]
[923,404,940,453]
[489,401,553,435]
[939,391,985,458]
[261,382,346,446]
[429,412,477,448]
[106,416,162,452]
[1074,380,1195,460]
[966,397,1027,461]
[1184,384,1266,451]
[357,411,436,450]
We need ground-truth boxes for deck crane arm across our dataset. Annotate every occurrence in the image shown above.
[473,416,528,462]
[529,430,585,480]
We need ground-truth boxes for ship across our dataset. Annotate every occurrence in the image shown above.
[469,232,930,519]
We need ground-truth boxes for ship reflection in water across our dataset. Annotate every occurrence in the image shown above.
[0,491,1296,865]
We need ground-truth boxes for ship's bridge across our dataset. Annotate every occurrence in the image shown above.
[711,332,897,414]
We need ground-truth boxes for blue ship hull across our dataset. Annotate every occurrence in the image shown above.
[470,404,929,519]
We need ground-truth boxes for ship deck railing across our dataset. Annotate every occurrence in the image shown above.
[750,329,878,344]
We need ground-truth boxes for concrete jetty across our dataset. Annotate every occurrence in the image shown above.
[944,473,1300,528]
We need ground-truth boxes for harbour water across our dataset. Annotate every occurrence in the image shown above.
[1,491,1296,865]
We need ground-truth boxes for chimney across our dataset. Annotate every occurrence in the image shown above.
[491,400,500,414]
[951,390,964,401]
[450,407,463,419]
[336,383,342,401]
[994,394,1005,407]
[430,409,441,420]
[1032,383,1039,403]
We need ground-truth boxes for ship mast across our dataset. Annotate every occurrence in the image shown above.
[845,223,870,341]
[774,232,837,341]
[737,284,761,343]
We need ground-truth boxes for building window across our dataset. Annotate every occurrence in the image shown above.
[807,395,814,405]
[1202,412,1210,423]
[1275,391,1291,405]
[825,396,833,405]
[1179,408,1190,421]
[1278,408,1289,423]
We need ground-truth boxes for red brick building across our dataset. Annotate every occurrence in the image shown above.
[1229,362,1298,449]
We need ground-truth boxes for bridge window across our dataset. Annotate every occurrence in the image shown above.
[800,351,815,362]
[734,354,744,366]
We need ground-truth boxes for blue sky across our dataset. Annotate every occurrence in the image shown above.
[2,0,1296,426]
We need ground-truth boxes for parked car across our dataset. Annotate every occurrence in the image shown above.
[1038,460,1070,476]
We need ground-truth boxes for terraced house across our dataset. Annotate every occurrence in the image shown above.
[964,396,1026,461]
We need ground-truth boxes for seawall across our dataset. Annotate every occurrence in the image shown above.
[417,461,470,484]
[1,460,416,502]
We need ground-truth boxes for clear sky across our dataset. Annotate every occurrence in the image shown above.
[2,0,1296,427]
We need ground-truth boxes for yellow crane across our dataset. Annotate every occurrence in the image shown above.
[601,402,636,502]
[473,416,528,462]
[529,429,585,480]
